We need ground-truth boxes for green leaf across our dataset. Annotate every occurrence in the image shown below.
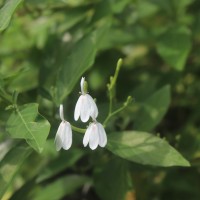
[137,0,159,18]
[110,0,131,14]
[150,0,194,15]
[134,85,171,131]
[0,146,31,199]
[0,0,23,32]
[56,34,97,104]
[9,179,36,200]
[107,131,190,167]
[131,79,158,102]
[36,149,85,183]
[55,24,109,104]
[94,158,131,200]
[156,26,192,70]
[32,175,90,200]
[8,67,38,92]
[6,103,50,153]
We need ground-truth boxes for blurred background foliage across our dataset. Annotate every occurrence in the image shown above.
[1,0,200,199]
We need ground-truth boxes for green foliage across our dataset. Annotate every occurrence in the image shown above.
[0,146,32,199]
[0,0,23,32]
[157,26,192,70]
[32,175,90,200]
[6,104,50,153]
[107,131,190,167]
[134,85,171,131]
[94,158,131,200]
[36,149,85,182]
[0,0,199,199]
[56,34,97,104]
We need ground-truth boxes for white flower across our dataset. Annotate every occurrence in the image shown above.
[83,119,107,150]
[74,77,98,122]
[55,104,72,151]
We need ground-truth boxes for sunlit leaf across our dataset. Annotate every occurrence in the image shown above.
[6,103,50,153]
[107,131,190,167]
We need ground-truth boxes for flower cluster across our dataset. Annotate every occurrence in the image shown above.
[55,77,107,151]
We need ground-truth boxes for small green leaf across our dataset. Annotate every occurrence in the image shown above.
[94,158,131,200]
[6,103,50,153]
[0,146,31,199]
[156,26,192,70]
[107,131,190,167]
[0,0,23,32]
[134,85,171,131]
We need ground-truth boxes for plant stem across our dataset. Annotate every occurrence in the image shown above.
[71,125,86,133]
[107,58,123,119]
[109,93,113,114]
[103,104,127,127]
[103,96,132,127]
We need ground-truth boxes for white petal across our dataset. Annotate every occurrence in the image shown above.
[62,122,72,150]
[89,123,99,150]
[86,94,98,120]
[80,77,85,94]
[83,124,92,147]
[80,96,90,122]
[97,123,107,147]
[74,96,82,121]
[55,121,65,151]
[59,104,64,121]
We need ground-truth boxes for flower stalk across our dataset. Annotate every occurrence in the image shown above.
[107,58,123,115]
[54,59,132,151]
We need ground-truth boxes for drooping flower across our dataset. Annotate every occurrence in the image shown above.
[74,77,98,122]
[55,104,72,151]
[83,116,107,150]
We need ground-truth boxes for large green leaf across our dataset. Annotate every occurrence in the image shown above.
[0,0,23,32]
[56,34,97,104]
[134,85,171,131]
[156,26,192,70]
[55,24,109,104]
[107,131,190,167]
[6,103,50,153]
[0,146,31,199]
[32,175,90,200]
[94,158,131,200]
